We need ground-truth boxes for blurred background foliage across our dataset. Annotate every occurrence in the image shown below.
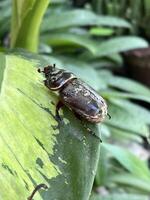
[0,0,150,200]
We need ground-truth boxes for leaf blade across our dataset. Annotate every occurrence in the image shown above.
[0,53,100,200]
[102,143,150,180]
[41,9,131,32]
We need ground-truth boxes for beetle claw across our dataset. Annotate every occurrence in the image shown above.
[56,114,63,122]
[55,101,64,123]
[107,113,111,119]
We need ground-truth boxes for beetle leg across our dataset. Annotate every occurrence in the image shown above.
[56,101,64,121]
[83,124,102,142]
[107,113,111,119]
[73,112,82,120]
[43,80,47,86]
[27,183,48,200]
[74,112,102,142]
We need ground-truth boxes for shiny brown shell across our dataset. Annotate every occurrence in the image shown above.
[60,79,107,123]
[40,64,107,123]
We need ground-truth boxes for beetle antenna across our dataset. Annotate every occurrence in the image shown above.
[107,113,111,119]
[27,183,48,200]
[37,68,41,73]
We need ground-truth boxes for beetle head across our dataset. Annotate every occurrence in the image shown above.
[38,64,56,77]
[38,64,76,91]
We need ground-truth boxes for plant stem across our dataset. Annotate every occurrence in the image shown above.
[11,0,50,52]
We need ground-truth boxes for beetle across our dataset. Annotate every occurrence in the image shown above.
[38,64,109,136]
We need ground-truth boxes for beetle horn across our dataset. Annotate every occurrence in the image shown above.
[51,63,56,71]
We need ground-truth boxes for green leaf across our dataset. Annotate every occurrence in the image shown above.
[0,0,11,19]
[100,124,111,138]
[0,53,5,87]
[108,126,142,143]
[95,146,109,186]
[109,173,150,193]
[41,34,148,58]
[0,53,100,200]
[101,90,150,103]
[90,192,149,200]
[11,0,50,52]
[41,9,131,32]
[102,143,150,180]
[89,27,114,36]
[57,56,106,90]
[41,33,97,54]
[107,76,150,97]
[95,36,149,57]
[0,0,10,37]
[39,43,52,54]
[105,101,149,136]
[110,99,150,124]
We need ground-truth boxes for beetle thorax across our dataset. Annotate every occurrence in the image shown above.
[43,65,76,91]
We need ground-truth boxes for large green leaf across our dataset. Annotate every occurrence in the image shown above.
[95,36,149,56]
[109,99,150,124]
[101,90,150,103]
[90,192,149,200]
[105,101,149,136]
[102,143,150,181]
[41,34,148,57]
[107,76,150,97]
[41,33,97,54]
[41,9,131,32]
[95,146,109,186]
[81,36,148,59]
[0,0,10,38]
[108,126,142,143]
[0,53,100,200]
[109,173,150,193]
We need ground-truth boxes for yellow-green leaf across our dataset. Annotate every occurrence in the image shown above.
[0,53,100,200]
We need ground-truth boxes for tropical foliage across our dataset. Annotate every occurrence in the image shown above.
[0,0,150,200]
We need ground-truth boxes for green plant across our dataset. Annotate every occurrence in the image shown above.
[11,0,50,52]
[91,0,150,39]
[0,1,150,200]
